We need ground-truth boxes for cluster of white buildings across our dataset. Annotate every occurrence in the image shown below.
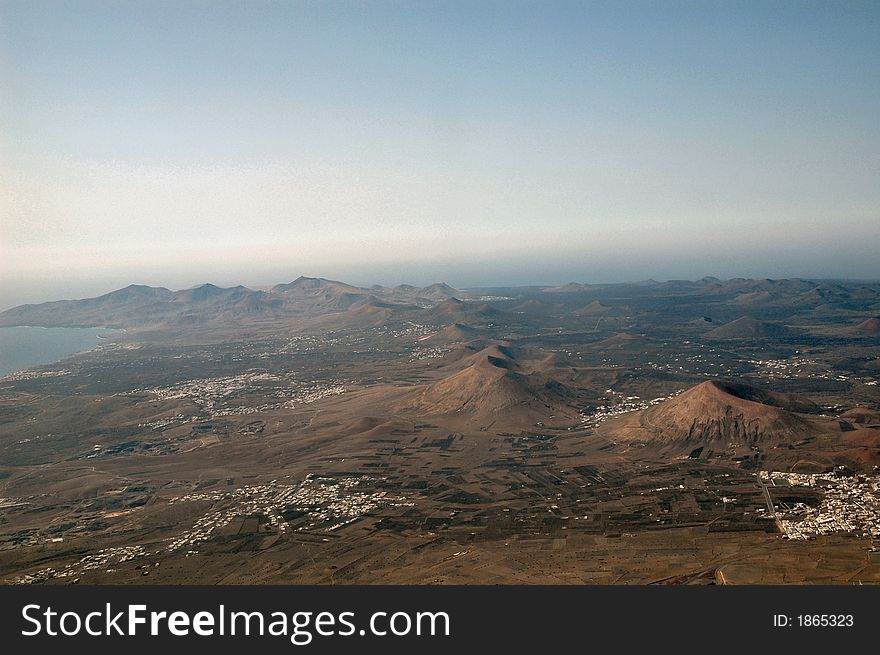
[166,475,411,553]
[746,355,875,388]
[376,321,436,339]
[212,382,346,417]
[0,368,70,382]
[761,470,880,540]
[640,350,735,377]
[409,346,450,361]
[12,545,148,584]
[580,389,684,429]
[10,475,413,584]
[277,383,346,408]
[138,413,201,430]
[130,372,285,408]
[272,333,343,355]
[746,355,820,381]
[166,479,301,551]
[126,373,346,423]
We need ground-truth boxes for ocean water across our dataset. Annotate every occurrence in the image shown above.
[0,326,112,376]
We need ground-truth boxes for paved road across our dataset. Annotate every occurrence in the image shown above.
[757,471,784,533]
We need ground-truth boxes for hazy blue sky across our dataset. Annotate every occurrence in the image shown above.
[1,1,879,306]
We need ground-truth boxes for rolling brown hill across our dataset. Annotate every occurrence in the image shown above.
[848,317,880,336]
[340,297,398,327]
[418,323,483,343]
[421,298,503,326]
[418,282,462,300]
[603,378,879,469]
[704,316,797,339]
[632,379,818,447]
[573,300,614,316]
[400,342,577,425]
[840,407,880,425]
[732,290,780,305]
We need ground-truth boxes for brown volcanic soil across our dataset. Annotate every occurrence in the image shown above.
[638,380,816,447]
[398,343,579,427]
[840,427,880,448]
[342,297,403,327]
[849,317,880,336]
[602,379,878,469]
[840,407,880,424]
[418,323,483,344]
[830,427,880,468]
[706,379,821,413]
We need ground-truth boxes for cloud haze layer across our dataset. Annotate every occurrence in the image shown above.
[2,1,879,307]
